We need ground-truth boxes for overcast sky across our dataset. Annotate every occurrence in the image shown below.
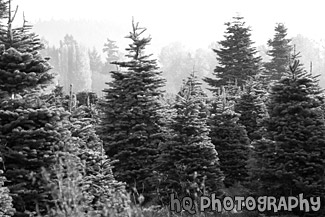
[13,0,325,50]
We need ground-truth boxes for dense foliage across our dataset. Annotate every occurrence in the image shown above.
[99,20,166,203]
[252,60,325,216]
[208,95,251,188]
[264,23,292,82]
[0,1,324,217]
[157,72,224,204]
[204,16,262,92]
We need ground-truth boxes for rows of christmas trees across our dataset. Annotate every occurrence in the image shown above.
[0,1,129,217]
[0,1,325,217]
[97,15,325,217]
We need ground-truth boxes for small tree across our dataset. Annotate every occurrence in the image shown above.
[157,72,224,204]
[208,94,251,188]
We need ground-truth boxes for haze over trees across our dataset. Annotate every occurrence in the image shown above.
[0,1,325,217]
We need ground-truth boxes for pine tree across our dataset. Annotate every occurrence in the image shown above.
[208,94,250,188]
[102,37,119,74]
[0,2,128,216]
[40,73,130,216]
[234,76,267,141]
[253,59,325,216]
[0,2,43,54]
[204,15,261,92]
[157,72,224,204]
[264,23,292,81]
[99,20,166,203]
[89,47,107,96]
[63,104,129,214]
[0,2,67,215]
[58,35,92,93]
[0,3,14,216]
[0,157,15,217]
[0,1,53,96]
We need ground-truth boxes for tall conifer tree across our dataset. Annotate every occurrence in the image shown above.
[204,15,261,93]
[99,20,166,203]
[253,59,325,216]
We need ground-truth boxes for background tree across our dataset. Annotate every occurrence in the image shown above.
[99,20,166,203]
[157,72,224,204]
[158,42,217,94]
[234,76,267,141]
[204,15,262,93]
[102,37,119,74]
[88,47,108,96]
[158,42,194,93]
[264,23,292,82]
[58,35,92,93]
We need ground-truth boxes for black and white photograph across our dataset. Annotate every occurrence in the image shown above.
[0,0,324,216]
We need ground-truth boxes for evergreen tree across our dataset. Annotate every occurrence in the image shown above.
[234,76,267,141]
[102,37,119,74]
[58,35,92,93]
[0,90,75,216]
[0,1,53,96]
[40,74,130,216]
[0,2,128,216]
[88,47,108,95]
[157,72,224,204]
[0,2,63,215]
[76,91,98,107]
[0,2,43,54]
[204,15,261,92]
[65,105,129,214]
[253,59,325,216]
[99,20,166,203]
[264,23,292,81]
[208,93,250,188]
[0,157,15,217]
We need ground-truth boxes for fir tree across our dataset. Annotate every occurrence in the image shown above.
[208,93,250,188]
[0,0,53,96]
[58,35,92,93]
[264,23,292,81]
[60,104,129,215]
[234,76,267,141]
[0,2,65,215]
[204,15,261,92]
[0,91,74,216]
[89,47,107,95]
[157,72,224,204]
[0,157,15,217]
[102,37,119,74]
[0,2,43,53]
[99,20,166,203]
[253,59,325,216]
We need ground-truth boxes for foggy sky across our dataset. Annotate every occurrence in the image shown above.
[13,0,325,50]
